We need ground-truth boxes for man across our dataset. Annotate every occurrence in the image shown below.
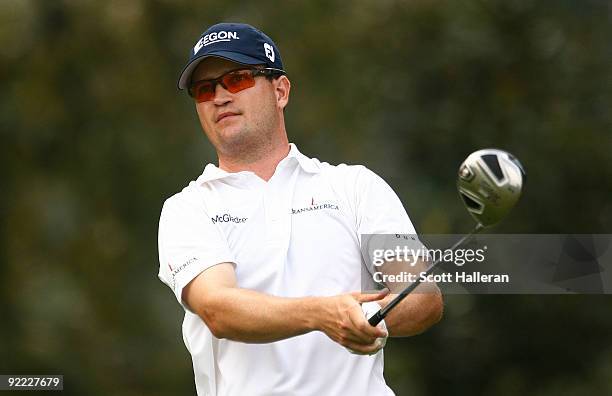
[158,22,443,396]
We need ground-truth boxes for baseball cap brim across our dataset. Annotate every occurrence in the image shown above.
[177,51,267,90]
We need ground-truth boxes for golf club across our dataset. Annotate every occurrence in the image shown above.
[368,148,526,326]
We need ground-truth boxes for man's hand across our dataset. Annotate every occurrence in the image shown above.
[355,301,388,352]
[316,290,389,355]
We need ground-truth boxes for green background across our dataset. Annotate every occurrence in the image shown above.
[2,1,611,394]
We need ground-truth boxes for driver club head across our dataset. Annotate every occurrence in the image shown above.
[457,148,526,227]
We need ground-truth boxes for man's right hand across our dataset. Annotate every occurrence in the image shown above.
[316,290,389,355]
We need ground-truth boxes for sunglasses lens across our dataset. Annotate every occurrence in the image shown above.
[190,81,216,103]
[222,70,256,93]
[189,69,260,102]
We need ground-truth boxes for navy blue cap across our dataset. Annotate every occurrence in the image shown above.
[178,23,284,90]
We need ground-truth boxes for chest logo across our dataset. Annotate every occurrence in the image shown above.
[292,198,339,215]
[211,213,248,224]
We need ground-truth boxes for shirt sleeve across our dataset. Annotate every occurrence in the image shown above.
[354,166,424,275]
[158,192,235,312]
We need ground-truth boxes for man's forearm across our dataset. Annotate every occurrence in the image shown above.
[196,287,322,342]
[379,291,443,336]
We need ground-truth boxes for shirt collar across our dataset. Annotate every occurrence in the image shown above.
[197,143,320,185]
[286,143,321,174]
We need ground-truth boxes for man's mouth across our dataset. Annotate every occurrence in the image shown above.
[216,112,240,122]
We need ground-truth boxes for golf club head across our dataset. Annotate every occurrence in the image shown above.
[457,149,526,227]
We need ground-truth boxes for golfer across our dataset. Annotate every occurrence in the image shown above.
[158,22,443,396]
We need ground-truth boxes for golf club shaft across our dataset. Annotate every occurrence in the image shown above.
[368,223,484,326]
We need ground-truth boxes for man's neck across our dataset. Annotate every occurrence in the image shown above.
[218,141,291,182]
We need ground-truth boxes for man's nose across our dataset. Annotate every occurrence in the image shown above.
[212,83,232,105]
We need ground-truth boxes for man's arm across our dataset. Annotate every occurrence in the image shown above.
[347,166,443,335]
[183,262,389,354]
[376,259,444,337]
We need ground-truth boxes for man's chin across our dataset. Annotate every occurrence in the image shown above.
[216,128,254,151]
[219,128,247,143]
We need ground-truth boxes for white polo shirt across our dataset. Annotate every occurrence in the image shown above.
[158,144,417,396]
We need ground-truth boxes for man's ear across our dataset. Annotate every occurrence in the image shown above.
[275,76,291,110]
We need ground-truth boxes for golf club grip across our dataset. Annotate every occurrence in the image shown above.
[368,311,385,326]
[368,275,425,326]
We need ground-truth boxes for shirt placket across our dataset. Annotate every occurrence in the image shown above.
[264,165,298,248]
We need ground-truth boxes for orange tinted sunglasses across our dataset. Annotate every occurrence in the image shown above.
[188,67,285,103]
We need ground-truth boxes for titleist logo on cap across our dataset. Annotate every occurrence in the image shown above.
[193,31,240,54]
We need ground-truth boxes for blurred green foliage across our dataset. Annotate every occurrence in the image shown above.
[1,1,611,395]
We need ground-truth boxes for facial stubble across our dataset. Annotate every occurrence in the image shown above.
[206,89,281,165]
